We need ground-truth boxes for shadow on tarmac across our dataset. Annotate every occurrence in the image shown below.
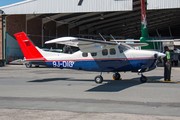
[86,78,141,92]
[27,78,99,83]
[147,76,164,80]
[27,78,71,82]
[27,75,174,92]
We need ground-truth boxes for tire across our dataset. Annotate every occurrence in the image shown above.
[113,73,120,80]
[140,76,147,83]
[25,63,32,68]
[94,75,103,84]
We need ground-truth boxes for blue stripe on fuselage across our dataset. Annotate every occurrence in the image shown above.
[45,58,157,72]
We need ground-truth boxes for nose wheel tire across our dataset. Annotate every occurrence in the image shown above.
[113,73,121,80]
[140,75,147,83]
[95,75,103,84]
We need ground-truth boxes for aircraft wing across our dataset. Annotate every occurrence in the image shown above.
[146,39,175,42]
[126,43,148,47]
[45,37,79,47]
[110,40,148,47]
[45,37,117,52]
[110,40,140,42]
[146,39,180,42]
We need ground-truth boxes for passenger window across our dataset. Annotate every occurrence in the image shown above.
[110,48,116,55]
[82,53,88,57]
[102,49,108,56]
[91,52,97,56]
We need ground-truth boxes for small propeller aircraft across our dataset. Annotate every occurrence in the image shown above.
[14,32,165,84]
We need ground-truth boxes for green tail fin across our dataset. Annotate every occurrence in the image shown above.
[140,0,154,49]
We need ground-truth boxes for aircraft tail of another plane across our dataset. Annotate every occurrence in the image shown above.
[140,0,154,49]
[14,32,45,61]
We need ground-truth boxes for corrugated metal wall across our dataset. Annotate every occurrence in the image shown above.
[0,0,133,14]
[147,0,180,10]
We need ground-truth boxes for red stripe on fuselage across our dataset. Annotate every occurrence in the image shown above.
[45,57,156,62]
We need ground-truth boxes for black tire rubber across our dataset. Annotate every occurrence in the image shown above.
[113,73,121,80]
[140,76,147,83]
[94,75,103,84]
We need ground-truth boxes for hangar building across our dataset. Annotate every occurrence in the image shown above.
[0,0,180,64]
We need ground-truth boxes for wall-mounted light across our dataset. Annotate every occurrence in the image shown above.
[100,14,104,20]
[122,22,126,26]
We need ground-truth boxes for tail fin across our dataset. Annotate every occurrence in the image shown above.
[140,0,154,49]
[14,32,45,61]
[141,0,149,38]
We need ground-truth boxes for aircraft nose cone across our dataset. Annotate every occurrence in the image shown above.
[157,52,166,58]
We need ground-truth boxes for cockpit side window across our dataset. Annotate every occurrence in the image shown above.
[118,44,132,53]
[119,46,123,53]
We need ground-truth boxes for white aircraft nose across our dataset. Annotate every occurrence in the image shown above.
[157,52,166,58]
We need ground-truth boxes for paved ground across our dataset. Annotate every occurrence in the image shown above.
[0,65,180,119]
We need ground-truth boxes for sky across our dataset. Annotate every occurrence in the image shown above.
[0,0,24,7]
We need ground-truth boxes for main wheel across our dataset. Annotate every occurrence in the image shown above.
[140,75,147,83]
[94,75,103,84]
[113,73,121,80]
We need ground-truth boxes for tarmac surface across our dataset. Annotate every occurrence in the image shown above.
[0,65,180,120]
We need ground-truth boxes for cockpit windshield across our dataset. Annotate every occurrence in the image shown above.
[118,43,132,53]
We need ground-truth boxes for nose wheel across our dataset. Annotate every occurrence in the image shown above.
[140,74,147,83]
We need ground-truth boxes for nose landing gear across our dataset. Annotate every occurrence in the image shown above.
[140,74,147,83]
[138,69,148,83]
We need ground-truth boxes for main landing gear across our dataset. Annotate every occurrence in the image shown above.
[113,72,121,80]
[94,75,103,84]
[94,72,147,84]
[95,72,103,84]
[94,72,121,84]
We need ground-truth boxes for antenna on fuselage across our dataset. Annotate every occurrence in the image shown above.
[99,33,106,41]
[110,34,118,44]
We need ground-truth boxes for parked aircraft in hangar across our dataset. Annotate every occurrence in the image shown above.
[112,0,180,52]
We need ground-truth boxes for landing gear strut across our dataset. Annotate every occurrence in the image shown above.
[113,72,121,80]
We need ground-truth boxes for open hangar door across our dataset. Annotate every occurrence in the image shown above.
[0,0,133,64]
[0,0,180,63]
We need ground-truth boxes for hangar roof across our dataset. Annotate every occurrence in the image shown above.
[147,0,180,10]
[0,0,133,14]
[0,0,180,39]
